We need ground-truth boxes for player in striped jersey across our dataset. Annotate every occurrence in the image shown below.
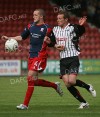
[53,11,96,109]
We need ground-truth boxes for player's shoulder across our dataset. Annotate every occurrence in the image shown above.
[68,23,76,28]
[70,23,85,29]
[27,22,35,29]
[68,23,77,30]
[53,25,61,31]
[69,23,85,31]
[69,23,81,29]
[43,23,51,28]
[53,25,59,28]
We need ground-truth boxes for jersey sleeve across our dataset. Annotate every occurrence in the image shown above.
[74,24,85,37]
[71,24,85,52]
[21,27,30,40]
[48,30,56,47]
[46,28,56,47]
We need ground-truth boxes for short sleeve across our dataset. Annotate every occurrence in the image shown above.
[21,27,30,40]
[74,24,85,37]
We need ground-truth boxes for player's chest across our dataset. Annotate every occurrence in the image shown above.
[29,26,46,39]
[54,29,73,38]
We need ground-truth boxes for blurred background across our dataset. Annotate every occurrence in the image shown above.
[0,0,100,76]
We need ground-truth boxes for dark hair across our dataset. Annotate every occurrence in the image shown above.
[58,10,69,20]
[35,9,46,19]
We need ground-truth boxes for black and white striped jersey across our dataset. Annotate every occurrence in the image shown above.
[53,23,81,58]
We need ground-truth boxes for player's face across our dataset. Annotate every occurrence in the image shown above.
[57,14,68,27]
[33,11,41,23]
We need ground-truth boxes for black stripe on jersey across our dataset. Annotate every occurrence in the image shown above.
[70,26,75,56]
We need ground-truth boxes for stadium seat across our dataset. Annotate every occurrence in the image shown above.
[0,0,100,60]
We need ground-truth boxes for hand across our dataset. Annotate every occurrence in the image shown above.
[1,35,9,40]
[44,36,51,44]
[55,44,65,51]
[79,16,87,26]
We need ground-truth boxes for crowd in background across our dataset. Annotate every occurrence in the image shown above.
[49,0,100,28]
[75,0,100,27]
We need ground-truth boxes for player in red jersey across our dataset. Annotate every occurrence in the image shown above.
[2,9,63,110]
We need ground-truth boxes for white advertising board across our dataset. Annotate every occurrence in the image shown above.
[0,60,21,76]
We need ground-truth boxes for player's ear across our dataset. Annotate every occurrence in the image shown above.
[40,15,43,19]
[65,18,68,22]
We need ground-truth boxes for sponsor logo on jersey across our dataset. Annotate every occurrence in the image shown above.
[40,28,44,32]
[31,33,41,38]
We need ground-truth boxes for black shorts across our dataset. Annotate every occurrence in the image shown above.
[60,56,80,76]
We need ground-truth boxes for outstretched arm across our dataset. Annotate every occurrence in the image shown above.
[1,35,22,41]
[1,25,30,41]
[73,17,87,37]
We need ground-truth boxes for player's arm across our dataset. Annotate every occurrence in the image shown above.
[77,16,87,36]
[1,26,30,41]
[44,27,56,47]
[44,36,64,50]
[44,27,65,50]
[73,24,85,37]
[71,16,87,38]
[55,44,65,51]
[47,31,57,47]
[1,35,22,41]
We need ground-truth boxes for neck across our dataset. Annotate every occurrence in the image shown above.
[36,20,44,25]
[61,22,69,29]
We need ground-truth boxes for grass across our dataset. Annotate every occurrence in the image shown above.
[0,75,100,117]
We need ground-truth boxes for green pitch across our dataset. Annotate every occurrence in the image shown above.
[0,75,100,117]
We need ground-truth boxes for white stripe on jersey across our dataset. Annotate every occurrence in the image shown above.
[53,23,80,58]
